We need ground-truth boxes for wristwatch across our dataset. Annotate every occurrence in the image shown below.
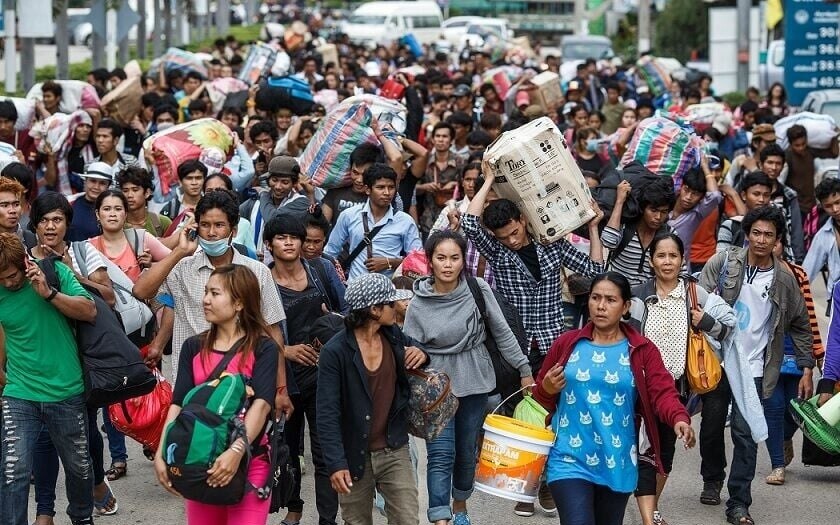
[45,287,58,302]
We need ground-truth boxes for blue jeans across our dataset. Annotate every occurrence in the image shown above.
[726,378,761,515]
[33,405,106,517]
[101,408,128,464]
[0,395,94,525]
[548,479,631,525]
[763,373,800,469]
[425,392,488,523]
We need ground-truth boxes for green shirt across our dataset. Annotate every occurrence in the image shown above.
[0,261,91,402]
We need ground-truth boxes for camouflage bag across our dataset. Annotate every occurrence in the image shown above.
[406,368,459,441]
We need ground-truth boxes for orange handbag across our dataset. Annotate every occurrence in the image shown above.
[685,281,722,394]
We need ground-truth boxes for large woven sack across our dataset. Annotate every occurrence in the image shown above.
[26,81,101,113]
[635,56,672,97]
[4,97,35,131]
[341,94,407,134]
[620,116,703,186]
[207,77,249,114]
[774,112,838,150]
[29,113,72,154]
[101,76,143,126]
[143,118,236,196]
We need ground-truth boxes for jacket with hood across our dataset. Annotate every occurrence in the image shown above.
[698,246,814,399]
[403,276,531,397]
[533,322,691,475]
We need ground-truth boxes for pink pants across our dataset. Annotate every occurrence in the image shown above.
[185,455,272,525]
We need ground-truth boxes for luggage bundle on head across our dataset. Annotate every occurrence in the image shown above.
[341,94,407,134]
[591,161,664,225]
[207,77,250,114]
[635,56,672,98]
[163,370,250,505]
[238,43,279,86]
[26,80,101,114]
[29,112,73,155]
[143,118,237,196]
[407,368,459,441]
[299,100,402,189]
[4,97,35,131]
[620,116,703,188]
[38,257,156,408]
[100,76,144,126]
[684,102,729,135]
[256,76,314,116]
[148,47,209,79]
[774,111,839,150]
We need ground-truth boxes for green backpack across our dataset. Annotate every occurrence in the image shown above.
[163,342,250,505]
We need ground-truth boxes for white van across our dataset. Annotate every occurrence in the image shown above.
[341,1,444,48]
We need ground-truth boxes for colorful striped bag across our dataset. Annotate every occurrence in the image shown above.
[620,116,703,187]
[635,56,672,97]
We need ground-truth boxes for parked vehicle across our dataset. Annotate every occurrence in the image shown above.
[800,89,840,123]
[340,1,444,48]
[559,35,615,82]
[441,16,484,45]
[459,19,512,51]
[759,39,784,93]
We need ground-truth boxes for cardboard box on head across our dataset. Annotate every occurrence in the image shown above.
[485,117,594,244]
[530,71,563,114]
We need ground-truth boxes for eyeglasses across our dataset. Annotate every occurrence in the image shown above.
[708,155,722,170]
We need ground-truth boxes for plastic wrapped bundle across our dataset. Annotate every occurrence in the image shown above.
[685,102,730,134]
[26,81,100,113]
[300,101,401,189]
[206,77,249,114]
[143,118,236,196]
[29,112,72,155]
[635,56,672,98]
[620,116,703,186]
[774,112,838,150]
[147,47,208,79]
[341,94,407,134]
[5,97,35,131]
[101,76,144,126]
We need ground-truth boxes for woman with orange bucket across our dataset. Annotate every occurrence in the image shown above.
[532,272,696,525]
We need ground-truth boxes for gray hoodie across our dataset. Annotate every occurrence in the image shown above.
[403,276,530,397]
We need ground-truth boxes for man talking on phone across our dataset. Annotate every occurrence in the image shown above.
[132,189,294,417]
[0,233,98,525]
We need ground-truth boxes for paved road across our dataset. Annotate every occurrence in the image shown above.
[0,44,92,83]
[30,276,840,524]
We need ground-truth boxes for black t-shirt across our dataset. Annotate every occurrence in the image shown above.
[576,155,605,175]
[322,187,367,226]
[516,242,542,282]
[173,335,279,409]
[276,276,327,388]
[67,197,99,242]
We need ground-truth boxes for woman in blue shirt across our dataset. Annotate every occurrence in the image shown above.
[533,272,695,525]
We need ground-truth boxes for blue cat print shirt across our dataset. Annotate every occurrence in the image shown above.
[546,338,638,493]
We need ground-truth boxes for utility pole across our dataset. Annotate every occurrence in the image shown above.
[55,0,69,79]
[218,0,229,37]
[638,0,651,55]
[4,3,15,94]
[152,0,163,57]
[736,0,751,91]
[138,0,147,59]
[574,0,587,35]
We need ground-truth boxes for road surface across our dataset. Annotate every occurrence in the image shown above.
[0,44,92,84]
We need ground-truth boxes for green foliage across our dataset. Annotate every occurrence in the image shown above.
[185,24,263,52]
[721,91,747,109]
[654,0,708,63]
[611,13,638,63]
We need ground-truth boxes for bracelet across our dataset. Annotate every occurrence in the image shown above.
[229,440,246,455]
[45,287,58,302]
[276,386,287,394]
[246,99,256,108]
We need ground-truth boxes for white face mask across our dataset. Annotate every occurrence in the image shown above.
[157,122,174,131]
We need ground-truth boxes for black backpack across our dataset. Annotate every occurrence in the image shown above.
[39,257,156,407]
[466,277,529,415]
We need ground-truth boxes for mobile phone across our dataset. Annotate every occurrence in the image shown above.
[188,229,198,241]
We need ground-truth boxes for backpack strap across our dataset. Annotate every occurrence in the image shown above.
[465,276,489,325]
[308,258,335,313]
[207,337,247,380]
[149,213,163,237]
[71,241,89,278]
[344,212,385,270]
[125,228,145,264]
[607,223,637,266]
[37,256,61,291]
[716,249,731,295]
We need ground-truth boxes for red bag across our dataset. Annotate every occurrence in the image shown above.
[108,369,172,453]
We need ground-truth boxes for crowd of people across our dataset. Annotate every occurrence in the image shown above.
[0,19,838,525]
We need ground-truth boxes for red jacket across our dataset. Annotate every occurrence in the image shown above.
[533,322,691,475]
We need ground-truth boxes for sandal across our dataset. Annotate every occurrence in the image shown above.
[727,508,755,525]
[765,467,785,485]
[105,462,127,481]
[93,480,119,516]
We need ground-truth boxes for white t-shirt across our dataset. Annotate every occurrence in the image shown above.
[68,240,108,278]
[734,265,774,377]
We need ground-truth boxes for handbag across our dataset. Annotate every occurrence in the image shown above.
[685,281,722,394]
[268,416,297,513]
[406,368,459,441]
[108,369,173,453]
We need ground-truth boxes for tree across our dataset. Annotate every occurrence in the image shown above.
[654,0,708,62]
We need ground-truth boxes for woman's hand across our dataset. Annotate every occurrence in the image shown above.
[520,375,535,393]
[404,346,426,369]
[674,421,696,449]
[154,454,181,497]
[137,249,153,270]
[541,363,566,395]
[690,307,704,329]
[206,448,244,488]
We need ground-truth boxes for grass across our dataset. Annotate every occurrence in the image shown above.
[0,24,261,96]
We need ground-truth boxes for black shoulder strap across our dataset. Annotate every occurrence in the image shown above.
[465,276,488,324]
[308,259,335,312]
[207,337,247,381]
[344,212,386,269]
[608,223,637,265]
[37,256,61,291]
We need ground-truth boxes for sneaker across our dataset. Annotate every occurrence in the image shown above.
[514,501,535,517]
[537,483,557,515]
[653,510,669,525]
[700,481,723,505]
[453,511,471,525]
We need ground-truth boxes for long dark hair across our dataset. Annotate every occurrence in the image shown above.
[202,264,272,366]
